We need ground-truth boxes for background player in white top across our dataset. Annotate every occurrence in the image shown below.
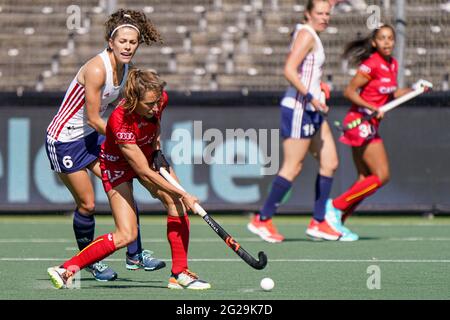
[45,9,165,281]
[248,0,357,242]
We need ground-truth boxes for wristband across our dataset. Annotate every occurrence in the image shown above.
[304,92,314,102]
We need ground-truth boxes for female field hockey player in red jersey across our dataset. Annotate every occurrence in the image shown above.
[48,69,211,290]
[45,9,165,281]
[248,0,356,242]
[325,24,432,236]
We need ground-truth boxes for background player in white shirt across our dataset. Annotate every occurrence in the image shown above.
[248,0,356,242]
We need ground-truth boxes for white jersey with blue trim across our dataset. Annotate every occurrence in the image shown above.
[280,24,325,112]
[47,49,128,142]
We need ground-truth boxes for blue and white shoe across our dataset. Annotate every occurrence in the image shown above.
[325,199,359,242]
[126,250,166,271]
[86,261,118,282]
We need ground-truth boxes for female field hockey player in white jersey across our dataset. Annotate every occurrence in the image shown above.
[45,9,165,281]
[248,0,358,242]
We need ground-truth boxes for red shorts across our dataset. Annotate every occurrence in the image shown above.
[339,111,382,147]
[100,154,155,193]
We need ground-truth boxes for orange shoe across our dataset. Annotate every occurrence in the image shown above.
[247,214,285,243]
[306,219,342,241]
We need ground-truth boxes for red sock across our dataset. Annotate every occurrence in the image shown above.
[333,175,382,212]
[167,215,190,275]
[62,233,116,272]
[339,180,362,223]
[342,199,363,223]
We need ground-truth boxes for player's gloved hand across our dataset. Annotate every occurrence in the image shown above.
[180,193,199,214]
[153,150,170,173]
[412,79,433,92]
[320,82,331,100]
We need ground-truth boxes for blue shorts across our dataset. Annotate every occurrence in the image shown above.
[45,132,105,173]
[280,106,324,139]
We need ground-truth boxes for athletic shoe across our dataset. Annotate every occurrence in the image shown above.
[47,266,74,289]
[126,250,166,271]
[167,269,211,290]
[86,261,118,281]
[306,219,342,241]
[325,199,359,242]
[247,214,285,243]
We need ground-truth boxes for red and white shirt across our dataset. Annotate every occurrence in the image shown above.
[352,51,398,114]
[281,24,326,112]
[46,49,128,142]
[100,91,168,170]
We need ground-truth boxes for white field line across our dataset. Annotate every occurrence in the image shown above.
[1,257,450,263]
[1,237,450,243]
[1,222,450,227]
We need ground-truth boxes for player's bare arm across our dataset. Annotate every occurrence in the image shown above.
[284,30,314,94]
[152,124,162,151]
[284,30,327,112]
[82,58,108,135]
[118,143,198,212]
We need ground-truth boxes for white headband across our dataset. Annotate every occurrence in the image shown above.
[110,24,140,38]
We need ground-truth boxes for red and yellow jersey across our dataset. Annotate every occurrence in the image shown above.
[100,91,168,169]
[351,51,398,113]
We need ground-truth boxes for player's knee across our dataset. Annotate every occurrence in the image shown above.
[160,197,183,215]
[321,158,339,175]
[331,157,339,172]
[78,201,96,214]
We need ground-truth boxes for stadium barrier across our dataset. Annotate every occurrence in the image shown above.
[0,91,449,214]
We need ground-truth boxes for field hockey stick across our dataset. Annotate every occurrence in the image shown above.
[159,167,268,270]
[334,80,432,132]
[316,91,328,117]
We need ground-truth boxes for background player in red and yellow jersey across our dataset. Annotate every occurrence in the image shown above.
[247,0,345,242]
[47,69,211,290]
[325,25,432,237]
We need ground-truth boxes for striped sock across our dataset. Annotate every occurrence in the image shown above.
[63,233,116,272]
[342,199,363,223]
[333,175,382,212]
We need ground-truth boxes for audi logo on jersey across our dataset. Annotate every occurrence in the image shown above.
[116,132,135,140]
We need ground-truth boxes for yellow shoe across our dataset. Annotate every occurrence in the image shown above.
[47,266,74,289]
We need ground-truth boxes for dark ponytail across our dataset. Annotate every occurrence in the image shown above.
[343,24,396,65]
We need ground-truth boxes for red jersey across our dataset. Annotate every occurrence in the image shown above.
[99,91,168,192]
[351,51,398,113]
